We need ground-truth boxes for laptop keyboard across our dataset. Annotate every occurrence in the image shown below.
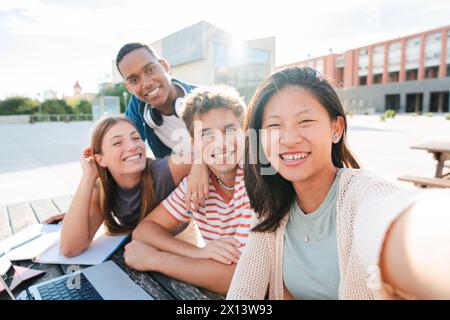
[37,273,103,300]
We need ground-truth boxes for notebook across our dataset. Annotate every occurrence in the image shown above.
[1,224,128,265]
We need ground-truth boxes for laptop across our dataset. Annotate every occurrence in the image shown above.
[1,247,153,300]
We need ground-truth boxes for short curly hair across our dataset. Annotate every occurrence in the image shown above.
[182,85,246,137]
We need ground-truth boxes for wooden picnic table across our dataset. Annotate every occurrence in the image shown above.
[0,195,223,300]
[411,141,450,178]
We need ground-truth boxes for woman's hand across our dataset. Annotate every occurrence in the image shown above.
[192,237,242,265]
[185,163,209,212]
[124,240,160,272]
[80,147,98,178]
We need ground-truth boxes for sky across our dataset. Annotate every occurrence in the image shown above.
[0,0,449,99]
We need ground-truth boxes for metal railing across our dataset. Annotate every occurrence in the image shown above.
[30,114,93,123]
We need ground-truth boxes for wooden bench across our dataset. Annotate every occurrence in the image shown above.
[410,141,450,178]
[398,175,450,188]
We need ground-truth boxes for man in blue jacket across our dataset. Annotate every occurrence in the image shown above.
[116,43,196,158]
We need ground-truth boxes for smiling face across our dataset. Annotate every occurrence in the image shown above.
[118,48,173,108]
[94,121,147,176]
[195,108,244,176]
[261,86,344,183]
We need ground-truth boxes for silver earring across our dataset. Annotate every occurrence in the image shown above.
[333,133,339,142]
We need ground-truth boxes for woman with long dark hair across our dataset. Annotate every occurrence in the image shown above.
[227,67,450,299]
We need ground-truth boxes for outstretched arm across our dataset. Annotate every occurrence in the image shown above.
[380,193,450,299]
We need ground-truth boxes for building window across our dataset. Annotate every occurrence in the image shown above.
[212,42,271,100]
[373,74,382,84]
[424,32,441,71]
[385,94,400,111]
[406,93,423,113]
[358,76,367,85]
[372,45,384,78]
[336,67,344,85]
[358,48,369,80]
[425,66,439,79]
[388,42,401,76]
[429,92,450,112]
[405,36,421,76]
[406,69,418,81]
[388,71,399,82]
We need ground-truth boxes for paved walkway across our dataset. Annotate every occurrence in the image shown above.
[346,115,449,183]
[0,122,91,205]
[1,115,449,205]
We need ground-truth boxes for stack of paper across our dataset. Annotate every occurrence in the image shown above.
[0,224,128,265]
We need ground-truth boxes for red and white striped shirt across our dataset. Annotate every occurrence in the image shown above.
[161,168,255,251]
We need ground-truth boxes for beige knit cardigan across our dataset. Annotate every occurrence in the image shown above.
[227,169,429,300]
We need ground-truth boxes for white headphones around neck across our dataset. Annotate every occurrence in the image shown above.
[143,96,186,129]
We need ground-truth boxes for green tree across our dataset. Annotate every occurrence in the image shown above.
[41,99,73,114]
[74,100,92,114]
[0,96,38,115]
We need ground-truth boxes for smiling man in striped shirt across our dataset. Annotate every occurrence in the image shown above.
[124,86,255,295]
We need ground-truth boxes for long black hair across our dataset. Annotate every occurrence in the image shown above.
[244,67,360,233]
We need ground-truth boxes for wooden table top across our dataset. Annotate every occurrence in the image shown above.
[410,141,450,153]
[0,195,223,300]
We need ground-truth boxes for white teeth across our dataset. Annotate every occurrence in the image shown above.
[124,154,141,162]
[146,87,160,97]
[213,151,234,160]
[281,153,308,161]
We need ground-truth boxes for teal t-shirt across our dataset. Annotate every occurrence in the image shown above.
[283,169,343,300]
